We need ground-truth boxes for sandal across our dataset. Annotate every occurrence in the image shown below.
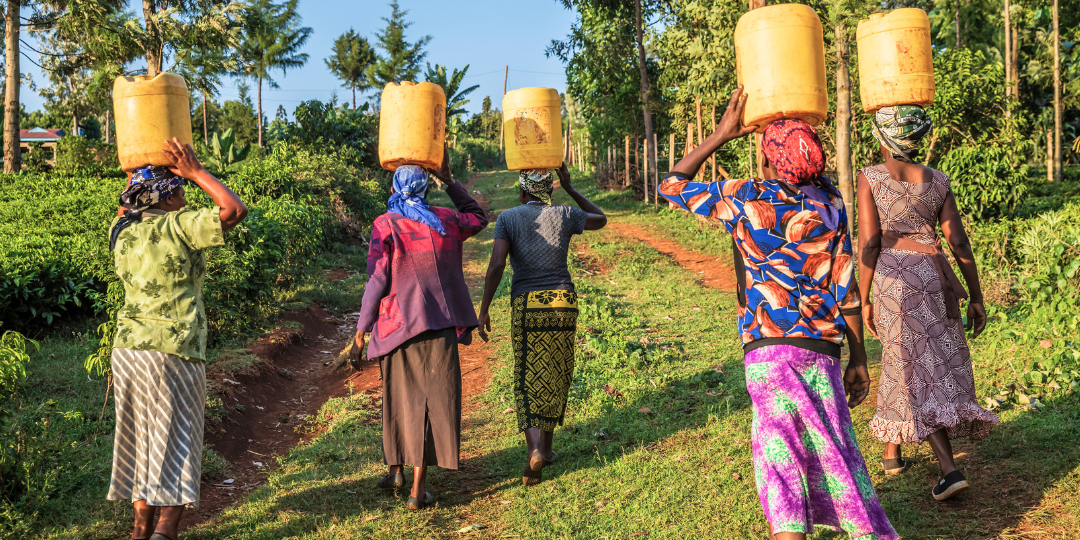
[881,457,911,476]
[406,491,435,510]
[522,450,544,486]
[544,450,558,465]
[932,470,969,501]
[377,472,405,489]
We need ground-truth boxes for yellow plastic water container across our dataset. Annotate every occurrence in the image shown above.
[502,87,563,170]
[378,81,446,171]
[734,4,828,131]
[856,9,934,113]
[113,73,194,172]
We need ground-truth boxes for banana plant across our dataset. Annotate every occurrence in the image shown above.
[200,128,251,173]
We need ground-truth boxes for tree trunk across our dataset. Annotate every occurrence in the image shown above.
[835,22,854,237]
[105,110,111,144]
[1047,130,1054,182]
[352,85,356,110]
[500,65,507,164]
[257,73,264,148]
[1011,26,1019,99]
[1053,0,1061,182]
[1004,0,1011,102]
[4,0,21,173]
[749,0,766,176]
[634,0,655,188]
[954,0,960,49]
[203,91,209,145]
[143,0,162,76]
[624,136,630,187]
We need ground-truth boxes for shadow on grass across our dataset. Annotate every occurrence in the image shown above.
[185,358,751,539]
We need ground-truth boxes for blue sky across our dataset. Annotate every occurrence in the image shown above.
[20,0,577,120]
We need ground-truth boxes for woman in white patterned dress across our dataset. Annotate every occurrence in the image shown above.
[856,106,998,502]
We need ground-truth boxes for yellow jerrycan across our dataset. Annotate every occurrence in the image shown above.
[113,73,194,172]
[735,4,828,131]
[379,81,446,171]
[502,87,563,171]
[856,9,934,113]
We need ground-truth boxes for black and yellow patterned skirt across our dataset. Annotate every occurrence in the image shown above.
[511,289,579,432]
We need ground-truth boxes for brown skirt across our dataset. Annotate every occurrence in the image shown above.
[379,328,461,469]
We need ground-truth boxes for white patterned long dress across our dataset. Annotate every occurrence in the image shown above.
[862,164,999,444]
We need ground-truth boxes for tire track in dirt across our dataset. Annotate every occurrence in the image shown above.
[185,174,501,530]
[605,221,738,291]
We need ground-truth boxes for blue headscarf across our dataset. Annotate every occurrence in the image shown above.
[387,165,445,236]
[110,165,187,250]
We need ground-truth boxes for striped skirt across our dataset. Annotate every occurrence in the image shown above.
[107,348,206,508]
[511,290,579,432]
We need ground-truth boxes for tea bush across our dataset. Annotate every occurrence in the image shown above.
[0,147,386,347]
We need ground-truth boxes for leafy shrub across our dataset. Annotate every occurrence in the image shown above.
[1,147,385,374]
[21,143,51,173]
[53,136,121,175]
[197,128,251,174]
[283,100,379,168]
[937,129,1031,219]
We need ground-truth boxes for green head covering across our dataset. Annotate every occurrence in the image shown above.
[870,105,933,163]
[518,169,553,204]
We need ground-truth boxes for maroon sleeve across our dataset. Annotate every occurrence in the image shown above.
[445,181,488,241]
[357,216,393,333]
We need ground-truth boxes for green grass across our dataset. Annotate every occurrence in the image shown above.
[19,170,1080,539]
[182,170,1080,539]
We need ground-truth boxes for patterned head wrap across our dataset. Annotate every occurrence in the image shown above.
[110,165,186,250]
[388,165,445,236]
[518,169,554,205]
[870,105,933,163]
[762,119,841,231]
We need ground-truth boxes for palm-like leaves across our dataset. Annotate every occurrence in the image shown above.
[237,0,313,146]
[325,29,377,109]
[424,63,479,120]
[200,128,251,173]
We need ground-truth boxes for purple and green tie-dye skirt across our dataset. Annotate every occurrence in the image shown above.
[745,344,898,539]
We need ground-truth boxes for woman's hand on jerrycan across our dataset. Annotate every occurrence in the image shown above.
[428,144,455,185]
[555,163,572,191]
[163,137,207,179]
[710,86,758,145]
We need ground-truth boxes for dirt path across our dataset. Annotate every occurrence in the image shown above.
[606,221,738,291]
[184,302,367,529]
[185,174,501,530]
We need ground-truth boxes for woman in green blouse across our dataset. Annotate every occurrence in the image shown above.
[107,139,247,540]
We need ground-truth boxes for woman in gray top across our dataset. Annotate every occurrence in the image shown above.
[478,163,606,486]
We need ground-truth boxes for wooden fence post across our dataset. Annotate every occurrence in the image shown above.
[654,132,659,208]
[669,132,675,171]
[644,136,650,203]
[711,104,717,182]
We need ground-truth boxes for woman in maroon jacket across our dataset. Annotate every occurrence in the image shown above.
[350,153,488,510]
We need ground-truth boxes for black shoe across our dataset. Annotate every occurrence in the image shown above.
[932,470,969,501]
[377,472,405,489]
[881,457,912,476]
[406,491,434,510]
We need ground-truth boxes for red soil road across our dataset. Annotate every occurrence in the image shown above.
[184,174,500,530]
[605,221,738,291]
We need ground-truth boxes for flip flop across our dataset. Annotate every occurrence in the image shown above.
[544,450,558,465]
[881,457,911,476]
[522,451,544,486]
[406,491,435,510]
[377,472,405,489]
